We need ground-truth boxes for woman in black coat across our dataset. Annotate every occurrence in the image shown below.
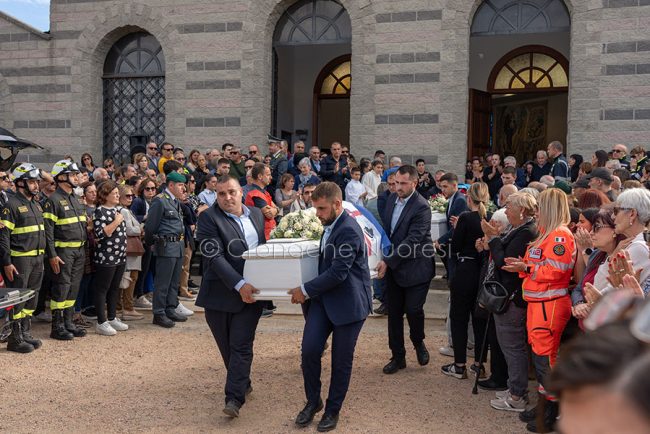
[480,191,538,412]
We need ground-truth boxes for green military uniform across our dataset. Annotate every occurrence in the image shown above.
[43,185,87,339]
[144,188,185,317]
[0,190,46,319]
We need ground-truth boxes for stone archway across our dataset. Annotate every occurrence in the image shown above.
[70,3,183,160]
[239,0,375,150]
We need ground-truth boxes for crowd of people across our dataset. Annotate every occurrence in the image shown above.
[2,136,650,432]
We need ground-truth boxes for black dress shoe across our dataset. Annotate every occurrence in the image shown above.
[153,314,175,328]
[415,342,430,366]
[373,302,388,315]
[223,400,240,418]
[295,399,324,427]
[478,378,508,391]
[317,412,339,432]
[165,311,187,322]
[382,357,406,374]
[188,279,199,289]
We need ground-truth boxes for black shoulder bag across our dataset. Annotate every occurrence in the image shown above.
[477,250,514,315]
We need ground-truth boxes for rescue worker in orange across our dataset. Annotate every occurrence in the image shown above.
[503,188,575,433]
[244,162,279,240]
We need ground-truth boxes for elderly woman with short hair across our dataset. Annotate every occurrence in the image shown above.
[293,157,320,192]
[480,192,538,412]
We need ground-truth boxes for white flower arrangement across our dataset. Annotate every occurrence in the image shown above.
[428,194,448,214]
[270,210,324,241]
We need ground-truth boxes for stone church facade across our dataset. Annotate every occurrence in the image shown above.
[1,0,649,171]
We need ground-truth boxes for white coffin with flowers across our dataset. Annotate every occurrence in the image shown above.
[430,212,447,241]
[243,239,320,299]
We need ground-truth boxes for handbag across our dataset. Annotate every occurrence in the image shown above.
[477,259,513,314]
[126,235,145,256]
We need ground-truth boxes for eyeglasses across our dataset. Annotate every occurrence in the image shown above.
[124,194,134,199]
[145,187,156,191]
[189,179,196,183]
[176,157,186,161]
[613,206,634,216]
[83,157,91,161]
[249,150,257,155]
[163,147,173,152]
[0,175,8,181]
[612,149,623,154]
[147,146,157,150]
[593,224,614,233]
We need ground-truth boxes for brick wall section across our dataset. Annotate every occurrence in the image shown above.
[2,0,650,171]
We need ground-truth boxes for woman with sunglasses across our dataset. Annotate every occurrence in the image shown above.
[117,184,144,321]
[80,153,96,176]
[572,209,626,324]
[130,179,158,310]
[502,188,576,432]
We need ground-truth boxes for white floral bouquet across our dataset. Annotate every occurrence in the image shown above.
[270,210,324,241]
[428,194,448,214]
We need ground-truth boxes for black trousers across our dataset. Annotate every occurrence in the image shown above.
[386,271,429,358]
[205,304,263,406]
[1,256,44,318]
[449,258,483,365]
[93,263,126,324]
[50,246,85,311]
[472,312,508,384]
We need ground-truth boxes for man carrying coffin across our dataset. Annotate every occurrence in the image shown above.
[288,182,372,432]
[195,175,266,418]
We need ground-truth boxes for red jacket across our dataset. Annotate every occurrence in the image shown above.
[245,186,276,240]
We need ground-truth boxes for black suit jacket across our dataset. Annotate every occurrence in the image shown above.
[195,204,265,313]
[437,191,468,245]
[381,192,435,287]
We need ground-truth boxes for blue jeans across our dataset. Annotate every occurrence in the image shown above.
[372,278,385,302]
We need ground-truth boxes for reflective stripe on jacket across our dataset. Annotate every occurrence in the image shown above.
[0,191,46,265]
[521,226,576,302]
[43,187,87,258]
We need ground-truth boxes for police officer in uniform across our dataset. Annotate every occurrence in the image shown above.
[0,163,46,353]
[43,160,87,340]
[144,171,188,328]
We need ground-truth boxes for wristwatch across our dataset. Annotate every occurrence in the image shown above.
[582,248,594,256]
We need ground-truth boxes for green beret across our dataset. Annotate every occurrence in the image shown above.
[552,180,572,195]
[167,171,186,183]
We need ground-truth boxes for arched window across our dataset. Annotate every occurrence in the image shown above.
[488,45,568,93]
[471,0,570,36]
[320,60,351,95]
[103,32,165,163]
[273,0,351,46]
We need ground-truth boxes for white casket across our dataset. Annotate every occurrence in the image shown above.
[242,239,320,299]
[431,212,447,241]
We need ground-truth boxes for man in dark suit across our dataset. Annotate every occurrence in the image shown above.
[195,175,266,418]
[433,172,468,357]
[287,182,372,432]
[319,142,350,195]
[376,165,435,374]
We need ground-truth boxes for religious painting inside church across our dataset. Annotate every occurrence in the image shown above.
[493,100,547,164]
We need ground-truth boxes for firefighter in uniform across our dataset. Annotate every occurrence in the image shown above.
[504,189,575,432]
[144,171,188,328]
[0,163,46,353]
[43,160,87,340]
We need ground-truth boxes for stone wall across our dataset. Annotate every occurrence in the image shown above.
[0,0,649,173]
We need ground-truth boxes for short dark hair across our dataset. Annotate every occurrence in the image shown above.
[311,181,342,202]
[502,166,516,176]
[161,142,174,151]
[216,174,236,185]
[204,174,216,184]
[374,150,385,157]
[217,157,230,166]
[613,168,631,182]
[350,166,361,174]
[439,172,458,183]
[303,181,318,189]
[162,160,183,175]
[415,159,425,165]
[396,164,418,181]
[96,180,118,205]
[251,162,267,180]
[372,159,384,168]
[222,143,234,151]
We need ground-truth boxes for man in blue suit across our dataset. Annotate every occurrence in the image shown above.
[377,165,436,375]
[288,182,372,432]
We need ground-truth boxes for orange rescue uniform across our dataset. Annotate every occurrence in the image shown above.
[520,226,575,366]
[244,186,276,240]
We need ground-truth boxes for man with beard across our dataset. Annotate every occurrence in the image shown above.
[196,175,265,418]
[0,163,46,353]
[288,181,372,432]
[43,160,88,340]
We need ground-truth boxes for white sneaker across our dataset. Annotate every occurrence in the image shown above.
[490,391,527,412]
[175,302,194,317]
[96,321,117,336]
[108,317,129,331]
[438,346,454,357]
[134,295,153,310]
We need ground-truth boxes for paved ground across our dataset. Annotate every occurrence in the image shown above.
[4,313,527,433]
